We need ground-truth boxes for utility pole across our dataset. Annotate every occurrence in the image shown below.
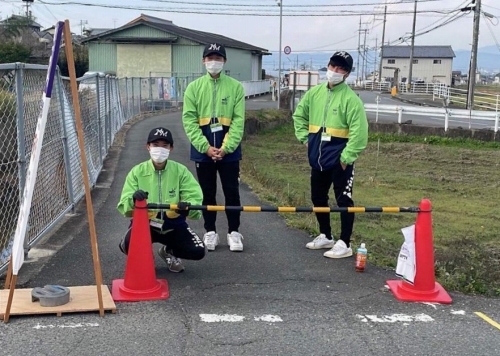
[79,20,88,36]
[22,0,33,20]
[277,0,283,109]
[467,0,481,110]
[373,37,378,87]
[407,0,418,92]
[378,5,387,83]
[357,17,362,86]
[362,28,368,82]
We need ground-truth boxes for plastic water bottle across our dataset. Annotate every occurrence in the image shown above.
[355,243,367,272]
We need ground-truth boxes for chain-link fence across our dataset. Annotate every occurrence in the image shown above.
[0,63,191,274]
[0,65,272,273]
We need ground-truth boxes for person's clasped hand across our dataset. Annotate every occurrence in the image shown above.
[175,201,191,217]
[133,190,149,202]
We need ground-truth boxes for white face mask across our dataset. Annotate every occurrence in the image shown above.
[149,147,170,164]
[205,60,224,75]
[326,70,345,85]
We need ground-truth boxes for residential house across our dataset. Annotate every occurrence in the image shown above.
[0,15,53,62]
[380,45,455,86]
[81,14,270,81]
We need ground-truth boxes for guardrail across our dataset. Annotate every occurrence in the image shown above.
[241,80,271,98]
[364,103,500,132]
[433,85,500,112]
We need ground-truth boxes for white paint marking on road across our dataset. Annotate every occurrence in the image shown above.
[33,322,99,329]
[421,302,439,309]
[451,310,466,315]
[356,313,434,323]
[200,314,245,323]
[254,315,283,322]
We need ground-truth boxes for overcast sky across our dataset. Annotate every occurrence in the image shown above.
[1,0,499,54]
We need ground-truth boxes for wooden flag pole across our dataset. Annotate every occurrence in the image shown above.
[3,259,15,322]
[62,20,104,316]
[3,275,17,323]
[3,258,13,289]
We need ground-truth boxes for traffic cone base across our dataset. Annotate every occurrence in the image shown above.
[386,280,452,304]
[112,199,170,302]
[112,279,169,302]
[387,199,453,304]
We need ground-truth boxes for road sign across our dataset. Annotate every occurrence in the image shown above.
[284,46,291,55]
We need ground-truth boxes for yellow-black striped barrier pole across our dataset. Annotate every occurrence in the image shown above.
[147,204,421,213]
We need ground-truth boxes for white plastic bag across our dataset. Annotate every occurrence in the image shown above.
[396,225,416,284]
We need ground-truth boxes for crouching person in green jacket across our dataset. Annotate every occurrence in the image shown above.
[117,127,205,273]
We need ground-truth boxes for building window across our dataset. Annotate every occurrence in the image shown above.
[388,59,395,64]
[433,59,442,64]
[413,59,418,64]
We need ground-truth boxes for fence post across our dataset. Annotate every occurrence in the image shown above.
[124,77,129,119]
[131,77,135,115]
[55,74,76,212]
[398,107,403,124]
[376,95,380,123]
[104,76,110,150]
[148,76,153,113]
[139,77,142,114]
[444,109,449,132]
[107,76,112,148]
[96,76,103,166]
[14,64,28,254]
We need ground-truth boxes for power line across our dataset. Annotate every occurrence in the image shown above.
[37,1,462,16]
[142,0,445,7]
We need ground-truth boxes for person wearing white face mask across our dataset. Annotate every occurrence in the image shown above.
[182,43,246,253]
[117,127,205,273]
[293,51,368,260]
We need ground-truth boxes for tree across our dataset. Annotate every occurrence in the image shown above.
[0,16,31,40]
[58,44,89,77]
[0,42,31,63]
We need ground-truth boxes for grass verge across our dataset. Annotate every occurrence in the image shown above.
[241,117,500,296]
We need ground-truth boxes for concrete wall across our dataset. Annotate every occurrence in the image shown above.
[117,44,172,77]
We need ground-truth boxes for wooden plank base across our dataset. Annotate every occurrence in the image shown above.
[0,285,116,320]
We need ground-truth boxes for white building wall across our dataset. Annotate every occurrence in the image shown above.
[381,57,453,85]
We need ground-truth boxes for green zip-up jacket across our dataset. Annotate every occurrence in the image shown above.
[293,82,368,171]
[182,72,245,162]
[117,159,202,224]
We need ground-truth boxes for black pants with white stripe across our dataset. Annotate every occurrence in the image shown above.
[311,163,355,246]
[121,222,206,260]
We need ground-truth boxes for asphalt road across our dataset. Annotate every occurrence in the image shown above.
[1,96,499,355]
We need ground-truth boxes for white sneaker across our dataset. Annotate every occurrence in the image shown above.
[203,231,219,251]
[323,240,353,259]
[227,231,244,252]
[306,234,335,250]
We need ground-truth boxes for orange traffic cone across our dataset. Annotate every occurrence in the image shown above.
[387,199,452,304]
[112,199,169,301]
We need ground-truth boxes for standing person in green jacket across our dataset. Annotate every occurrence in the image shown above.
[117,127,205,273]
[293,51,368,259]
[182,42,245,252]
